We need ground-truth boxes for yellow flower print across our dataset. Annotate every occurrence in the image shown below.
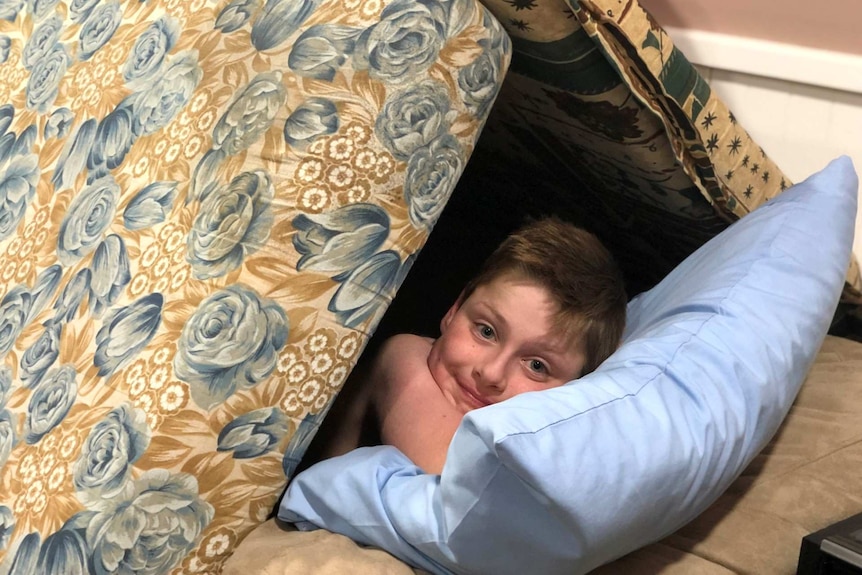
[337,332,362,361]
[66,48,128,119]
[327,361,351,391]
[276,345,301,376]
[0,50,25,106]
[124,344,189,420]
[296,158,325,183]
[7,426,84,535]
[338,180,372,205]
[290,122,399,213]
[325,164,356,190]
[325,136,355,162]
[297,376,324,406]
[360,0,384,19]
[286,361,310,386]
[134,390,163,430]
[280,389,303,418]
[0,205,53,289]
[158,381,188,414]
[296,185,331,214]
[126,91,216,185]
[344,122,372,146]
[369,151,396,184]
[312,392,330,412]
[303,328,336,355]
[198,525,237,565]
[129,222,192,298]
[163,0,208,22]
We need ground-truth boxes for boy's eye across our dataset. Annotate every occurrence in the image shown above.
[477,324,495,339]
[528,359,547,374]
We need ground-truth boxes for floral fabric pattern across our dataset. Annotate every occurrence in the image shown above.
[0,0,510,572]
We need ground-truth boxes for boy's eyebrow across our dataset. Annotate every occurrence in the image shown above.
[475,301,574,357]
[474,302,508,331]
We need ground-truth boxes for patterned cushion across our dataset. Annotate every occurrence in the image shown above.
[469,0,862,299]
[0,0,509,571]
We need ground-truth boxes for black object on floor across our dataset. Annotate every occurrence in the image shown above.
[799,512,862,574]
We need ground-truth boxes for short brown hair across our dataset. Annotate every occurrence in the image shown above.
[460,217,627,375]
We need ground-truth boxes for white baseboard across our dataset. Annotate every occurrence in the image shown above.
[664,26,862,95]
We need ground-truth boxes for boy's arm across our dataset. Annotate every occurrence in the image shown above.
[371,335,463,475]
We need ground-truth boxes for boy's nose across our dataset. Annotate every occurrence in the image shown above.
[474,356,507,392]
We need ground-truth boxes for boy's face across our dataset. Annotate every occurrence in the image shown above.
[427,275,585,414]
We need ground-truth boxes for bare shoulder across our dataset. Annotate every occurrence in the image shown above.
[369,333,463,474]
[377,333,434,358]
[372,334,433,383]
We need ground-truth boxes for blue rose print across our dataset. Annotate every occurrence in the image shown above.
[88,97,136,178]
[78,2,121,61]
[0,35,11,65]
[354,0,447,84]
[122,181,177,231]
[174,284,288,410]
[189,148,225,203]
[35,527,88,575]
[215,0,257,33]
[29,0,60,20]
[187,170,274,280]
[68,0,99,23]
[0,152,40,241]
[122,16,179,85]
[88,234,130,316]
[73,403,150,501]
[20,324,61,389]
[29,264,62,323]
[0,285,32,358]
[25,364,77,444]
[0,505,13,551]
[287,24,361,82]
[52,267,90,323]
[212,71,286,155]
[0,104,11,137]
[94,292,163,377]
[11,124,36,158]
[250,0,320,51]
[51,117,96,192]
[22,14,62,69]
[0,0,22,22]
[131,50,202,136]
[0,132,12,160]
[329,250,404,328]
[404,134,463,230]
[85,470,213,574]
[0,366,10,406]
[7,532,39,574]
[44,107,74,139]
[217,406,289,459]
[292,203,390,279]
[375,80,453,161]
[0,408,16,470]
[57,175,119,265]
[282,412,319,478]
[283,97,339,147]
[25,43,70,112]
[457,48,503,118]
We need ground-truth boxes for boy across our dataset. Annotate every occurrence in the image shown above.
[305,217,627,474]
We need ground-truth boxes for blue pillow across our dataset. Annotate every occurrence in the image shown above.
[280,156,858,575]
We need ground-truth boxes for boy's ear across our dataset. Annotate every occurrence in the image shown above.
[440,292,465,334]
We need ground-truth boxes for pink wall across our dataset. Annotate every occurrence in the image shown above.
[638,0,862,56]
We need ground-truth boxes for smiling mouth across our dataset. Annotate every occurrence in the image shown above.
[458,381,491,409]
